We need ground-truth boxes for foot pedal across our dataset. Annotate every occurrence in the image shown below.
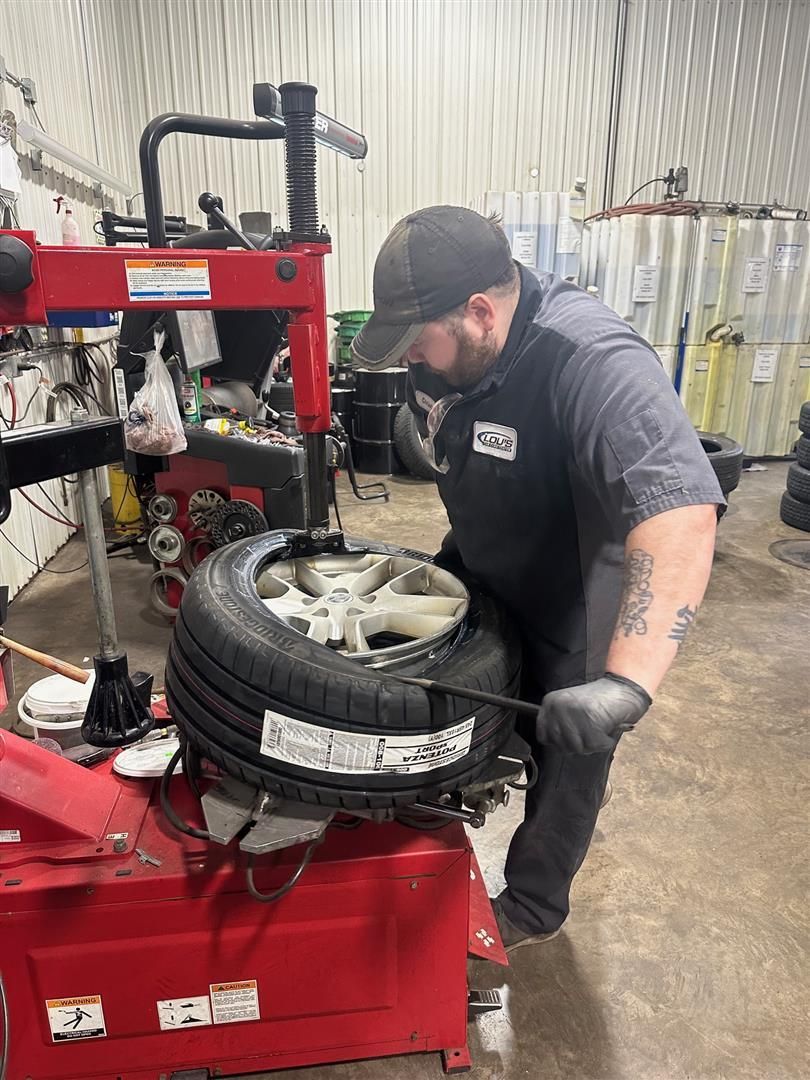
[468,988,502,1019]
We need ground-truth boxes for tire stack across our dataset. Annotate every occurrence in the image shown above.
[353,369,408,474]
[697,431,744,497]
[780,402,810,531]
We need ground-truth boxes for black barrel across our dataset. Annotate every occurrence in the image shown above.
[330,386,355,433]
[354,439,404,475]
[354,368,408,405]
[352,369,408,473]
[353,402,400,441]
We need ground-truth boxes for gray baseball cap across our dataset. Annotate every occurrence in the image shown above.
[351,205,515,369]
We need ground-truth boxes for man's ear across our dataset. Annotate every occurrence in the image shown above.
[465,292,497,331]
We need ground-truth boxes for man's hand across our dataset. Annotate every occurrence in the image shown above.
[536,674,652,754]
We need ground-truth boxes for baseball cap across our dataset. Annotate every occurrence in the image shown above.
[351,206,515,369]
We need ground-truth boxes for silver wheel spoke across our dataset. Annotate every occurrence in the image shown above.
[293,562,338,597]
[253,552,469,669]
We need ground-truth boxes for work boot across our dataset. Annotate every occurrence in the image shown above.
[491,898,561,954]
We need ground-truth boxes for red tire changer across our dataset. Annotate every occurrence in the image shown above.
[0,83,518,1080]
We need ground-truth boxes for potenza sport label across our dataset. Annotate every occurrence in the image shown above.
[473,421,518,461]
[261,710,475,775]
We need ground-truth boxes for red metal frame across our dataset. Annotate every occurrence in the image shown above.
[0,232,333,433]
[0,732,502,1079]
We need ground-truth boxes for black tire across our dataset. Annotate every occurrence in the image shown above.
[697,431,744,496]
[779,491,810,532]
[796,436,810,470]
[786,462,810,503]
[393,405,435,481]
[164,531,520,810]
[799,401,810,435]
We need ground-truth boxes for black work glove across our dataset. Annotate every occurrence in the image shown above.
[536,674,652,755]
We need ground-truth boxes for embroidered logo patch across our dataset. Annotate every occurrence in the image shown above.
[473,422,517,461]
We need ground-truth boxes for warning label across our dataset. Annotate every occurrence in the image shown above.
[46,995,107,1042]
[209,980,260,1025]
[261,711,476,775]
[157,995,212,1031]
[124,259,211,302]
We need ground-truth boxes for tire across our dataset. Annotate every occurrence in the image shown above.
[799,401,810,435]
[779,491,810,532]
[697,431,744,496]
[393,405,435,481]
[786,462,810,503]
[164,531,521,810]
[796,436,810,470]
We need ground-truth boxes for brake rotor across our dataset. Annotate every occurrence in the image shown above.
[209,500,268,548]
[187,488,225,529]
[148,523,185,564]
[148,493,178,523]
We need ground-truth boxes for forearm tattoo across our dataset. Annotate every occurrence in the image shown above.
[615,548,654,637]
[668,604,698,643]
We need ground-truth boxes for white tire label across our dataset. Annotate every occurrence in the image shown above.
[261,710,475,775]
[209,980,260,1025]
[46,995,106,1042]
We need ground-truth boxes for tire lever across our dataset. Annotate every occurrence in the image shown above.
[390,674,541,722]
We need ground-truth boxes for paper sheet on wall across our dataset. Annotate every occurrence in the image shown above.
[773,244,803,272]
[654,346,675,378]
[752,347,778,382]
[556,217,581,254]
[743,257,769,293]
[632,265,659,302]
[511,231,537,266]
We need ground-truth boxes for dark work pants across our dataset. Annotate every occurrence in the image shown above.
[498,735,615,935]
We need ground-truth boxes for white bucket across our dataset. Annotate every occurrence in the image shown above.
[18,670,95,751]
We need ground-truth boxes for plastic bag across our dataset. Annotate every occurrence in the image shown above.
[124,329,187,456]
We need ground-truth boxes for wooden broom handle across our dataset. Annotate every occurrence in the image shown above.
[0,635,90,684]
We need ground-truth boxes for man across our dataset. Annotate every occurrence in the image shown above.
[351,207,724,952]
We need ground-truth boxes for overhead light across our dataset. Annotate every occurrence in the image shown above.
[16,121,133,197]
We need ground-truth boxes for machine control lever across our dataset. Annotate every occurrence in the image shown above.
[197,192,258,250]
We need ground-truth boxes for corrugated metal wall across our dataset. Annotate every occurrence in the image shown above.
[615,0,810,209]
[90,0,620,311]
[0,0,122,597]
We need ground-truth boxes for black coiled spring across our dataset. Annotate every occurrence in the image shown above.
[284,112,318,235]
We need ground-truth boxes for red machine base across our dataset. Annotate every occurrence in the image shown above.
[0,733,506,1079]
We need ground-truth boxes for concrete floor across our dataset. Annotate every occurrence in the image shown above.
[3,463,810,1079]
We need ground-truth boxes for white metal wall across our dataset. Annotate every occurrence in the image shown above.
[89,0,620,311]
[0,0,122,596]
[615,0,810,209]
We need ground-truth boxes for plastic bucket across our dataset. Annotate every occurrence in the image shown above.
[18,698,87,750]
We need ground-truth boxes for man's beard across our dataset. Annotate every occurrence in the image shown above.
[430,323,500,389]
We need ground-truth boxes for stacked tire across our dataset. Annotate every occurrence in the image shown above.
[697,431,745,497]
[780,402,810,531]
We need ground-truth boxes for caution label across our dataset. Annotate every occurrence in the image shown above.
[209,980,260,1025]
[124,259,211,302]
[156,995,212,1031]
[46,995,107,1042]
[261,710,476,775]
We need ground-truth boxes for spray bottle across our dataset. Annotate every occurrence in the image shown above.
[53,196,82,246]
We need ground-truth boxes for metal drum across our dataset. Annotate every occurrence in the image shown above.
[352,369,408,473]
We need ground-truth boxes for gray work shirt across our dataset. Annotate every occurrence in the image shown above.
[407,266,725,694]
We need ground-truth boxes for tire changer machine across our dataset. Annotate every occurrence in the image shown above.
[0,83,531,1080]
